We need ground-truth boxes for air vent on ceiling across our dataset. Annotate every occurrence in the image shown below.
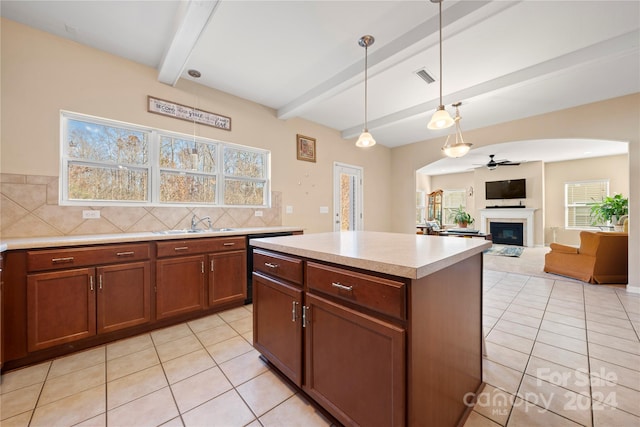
[415,68,436,84]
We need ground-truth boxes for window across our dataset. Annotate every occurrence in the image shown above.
[61,111,270,207]
[565,180,608,228]
[442,189,466,226]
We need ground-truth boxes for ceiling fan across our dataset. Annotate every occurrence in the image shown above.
[478,154,521,170]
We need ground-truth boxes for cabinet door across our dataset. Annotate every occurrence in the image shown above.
[208,250,247,308]
[304,293,405,427]
[156,256,206,320]
[97,261,151,334]
[27,268,96,352]
[253,272,303,386]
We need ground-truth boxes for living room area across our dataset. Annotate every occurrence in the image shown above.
[417,142,629,259]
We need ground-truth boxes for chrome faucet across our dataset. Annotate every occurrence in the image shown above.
[191,214,212,231]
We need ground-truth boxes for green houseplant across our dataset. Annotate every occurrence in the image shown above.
[451,206,474,228]
[590,194,628,226]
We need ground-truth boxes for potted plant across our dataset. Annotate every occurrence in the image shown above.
[451,206,474,228]
[590,194,628,228]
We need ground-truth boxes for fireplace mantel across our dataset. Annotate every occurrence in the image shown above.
[479,208,536,247]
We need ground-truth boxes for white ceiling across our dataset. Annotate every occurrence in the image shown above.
[2,0,638,172]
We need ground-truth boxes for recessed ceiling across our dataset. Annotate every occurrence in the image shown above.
[2,0,638,157]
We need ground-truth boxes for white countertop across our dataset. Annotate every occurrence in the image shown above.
[0,226,303,250]
[250,231,491,279]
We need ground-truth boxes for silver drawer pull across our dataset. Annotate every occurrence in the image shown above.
[116,251,135,257]
[223,242,235,246]
[52,257,74,264]
[331,282,353,292]
[264,262,278,269]
[174,247,189,251]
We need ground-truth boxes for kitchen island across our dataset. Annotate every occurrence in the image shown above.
[250,231,491,427]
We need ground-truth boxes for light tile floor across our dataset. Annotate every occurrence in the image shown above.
[1,257,639,426]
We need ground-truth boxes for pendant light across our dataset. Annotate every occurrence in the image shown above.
[427,0,454,130]
[356,35,376,148]
[441,102,472,158]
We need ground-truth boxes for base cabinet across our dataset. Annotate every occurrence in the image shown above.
[209,250,247,308]
[253,249,407,426]
[303,293,405,427]
[253,271,303,386]
[27,268,96,352]
[156,255,206,320]
[26,260,151,352]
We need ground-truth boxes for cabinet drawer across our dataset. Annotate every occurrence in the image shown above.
[306,262,406,320]
[27,244,150,272]
[253,249,303,285]
[156,236,246,257]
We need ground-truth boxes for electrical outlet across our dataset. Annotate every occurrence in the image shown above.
[320,206,329,214]
[286,205,294,214]
[254,210,263,217]
[83,210,100,219]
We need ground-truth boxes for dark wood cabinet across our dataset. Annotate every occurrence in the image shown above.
[253,272,303,386]
[97,261,151,334]
[303,293,405,427]
[26,244,152,352]
[253,249,407,426]
[155,236,247,320]
[208,250,246,308]
[156,255,206,320]
[27,268,96,352]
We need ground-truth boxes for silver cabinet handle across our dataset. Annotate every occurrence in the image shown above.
[223,242,235,246]
[331,282,353,292]
[99,274,103,290]
[89,276,94,291]
[302,306,309,328]
[291,301,298,322]
[116,251,135,257]
[201,261,205,274]
[174,247,189,252]
[52,257,74,264]
[210,260,214,272]
[264,262,278,269]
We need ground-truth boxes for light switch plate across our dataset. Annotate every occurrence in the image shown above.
[286,205,294,214]
[255,210,263,217]
[320,206,329,214]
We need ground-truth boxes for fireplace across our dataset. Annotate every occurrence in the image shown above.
[490,222,524,246]
[479,208,535,247]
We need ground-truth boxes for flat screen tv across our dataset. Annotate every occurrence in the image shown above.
[485,179,526,200]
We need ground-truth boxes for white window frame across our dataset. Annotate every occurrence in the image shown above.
[60,111,270,208]
[564,179,609,229]
[416,191,426,224]
[442,189,467,226]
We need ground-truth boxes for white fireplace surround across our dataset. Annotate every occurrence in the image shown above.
[479,208,536,247]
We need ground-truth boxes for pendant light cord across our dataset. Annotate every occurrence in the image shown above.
[364,44,369,131]
[438,0,443,106]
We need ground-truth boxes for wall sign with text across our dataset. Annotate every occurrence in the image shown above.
[147,96,231,131]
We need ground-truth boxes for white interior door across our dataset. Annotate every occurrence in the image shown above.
[333,162,363,231]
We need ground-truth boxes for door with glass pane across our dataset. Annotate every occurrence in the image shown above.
[333,163,363,231]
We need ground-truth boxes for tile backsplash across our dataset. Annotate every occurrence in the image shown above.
[0,174,282,239]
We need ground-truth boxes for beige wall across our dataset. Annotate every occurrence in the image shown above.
[545,155,629,246]
[0,18,392,236]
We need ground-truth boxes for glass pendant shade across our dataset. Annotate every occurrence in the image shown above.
[428,106,455,130]
[441,105,472,158]
[356,131,376,148]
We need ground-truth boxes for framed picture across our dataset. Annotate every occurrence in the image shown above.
[296,134,316,163]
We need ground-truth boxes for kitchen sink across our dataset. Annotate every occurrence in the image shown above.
[152,228,237,235]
